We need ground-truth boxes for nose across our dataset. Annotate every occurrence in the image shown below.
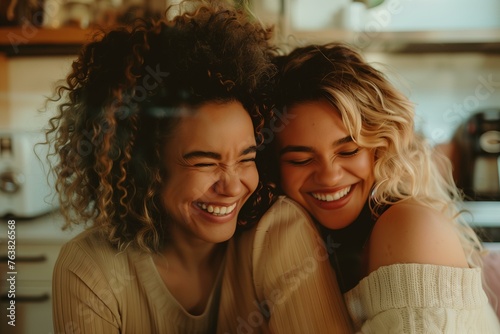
[313,158,343,186]
[213,169,243,197]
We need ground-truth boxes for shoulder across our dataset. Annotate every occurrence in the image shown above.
[250,196,336,300]
[56,229,134,279]
[252,195,325,262]
[257,195,314,230]
[59,229,115,259]
[366,201,468,274]
[254,196,322,247]
[229,196,319,276]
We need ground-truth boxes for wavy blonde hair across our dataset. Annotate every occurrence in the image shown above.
[44,0,277,253]
[272,43,484,267]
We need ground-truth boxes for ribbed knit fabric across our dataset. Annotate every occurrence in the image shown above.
[52,229,221,333]
[344,263,500,333]
[218,196,353,333]
[52,197,354,333]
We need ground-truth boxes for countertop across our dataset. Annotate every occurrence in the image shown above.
[460,201,500,250]
[0,210,84,245]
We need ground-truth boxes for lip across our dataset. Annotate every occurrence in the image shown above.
[307,184,356,210]
[192,201,239,224]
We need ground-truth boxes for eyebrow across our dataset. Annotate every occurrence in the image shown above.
[183,145,257,160]
[279,136,353,156]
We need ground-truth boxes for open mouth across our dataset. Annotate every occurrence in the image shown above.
[195,202,237,216]
[311,185,352,202]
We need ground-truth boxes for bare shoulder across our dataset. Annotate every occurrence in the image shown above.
[366,201,469,274]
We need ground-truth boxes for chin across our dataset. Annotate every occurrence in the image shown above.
[209,224,238,243]
[319,218,351,230]
[312,208,355,230]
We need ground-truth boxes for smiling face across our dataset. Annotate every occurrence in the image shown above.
[161,100,258,245]
[276,100,375,230]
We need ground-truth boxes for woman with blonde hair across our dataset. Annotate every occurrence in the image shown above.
[266,42,500,333]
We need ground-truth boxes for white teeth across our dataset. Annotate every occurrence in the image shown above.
[312,186,351,202]
[197,202,237,216]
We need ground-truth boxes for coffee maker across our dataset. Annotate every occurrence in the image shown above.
[455,109,500,200]
[0,130,58,218]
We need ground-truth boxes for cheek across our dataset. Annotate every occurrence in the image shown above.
[189,173,223,197]
[244,166,259,193]
[353,151,376,182]
[164,171,216,200]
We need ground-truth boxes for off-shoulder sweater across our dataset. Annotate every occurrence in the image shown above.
[344,263,500,333]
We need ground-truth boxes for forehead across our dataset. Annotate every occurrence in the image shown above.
[277,100,348,145]
[166,100,256,150]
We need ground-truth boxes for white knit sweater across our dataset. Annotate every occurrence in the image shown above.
[344,263,500,333]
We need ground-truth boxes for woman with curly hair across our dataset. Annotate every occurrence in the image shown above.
[48,1,353,333]
[266,43,500,333]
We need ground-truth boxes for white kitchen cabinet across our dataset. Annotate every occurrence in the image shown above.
[0,213,83,334]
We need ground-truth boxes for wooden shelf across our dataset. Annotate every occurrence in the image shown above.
[0,26,94,55]
[0,26,94,45]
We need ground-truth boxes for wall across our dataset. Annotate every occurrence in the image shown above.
[1,55,74,132]
[366,52,500,144]
[365,0,500,31]
[286,0,500,31]
[254,0,500,145]
[2,51,500,145]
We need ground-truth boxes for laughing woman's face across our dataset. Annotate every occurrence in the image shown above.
[276,100,375,230]
[161,100,259,245]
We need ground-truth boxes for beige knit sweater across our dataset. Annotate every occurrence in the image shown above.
[217,196,353,333]
[344,263,500,333]
[52,197,353,333]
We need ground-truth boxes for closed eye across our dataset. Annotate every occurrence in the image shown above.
[193,162,217,167]
[240,157,256,163]
[338,148,360,157]
[285,158,312,166]
[194,157,255,167]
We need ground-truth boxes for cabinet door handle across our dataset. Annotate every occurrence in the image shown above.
[1,293,50,303]
[0,254,47,263]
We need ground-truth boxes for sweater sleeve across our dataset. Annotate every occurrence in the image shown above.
[52,235,121,334]
[252,197,353,333]
[344,263,500,334]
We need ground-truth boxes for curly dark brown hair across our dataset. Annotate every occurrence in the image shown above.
[44,0,278,253]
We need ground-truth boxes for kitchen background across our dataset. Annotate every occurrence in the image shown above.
[2,0,500,143]
[5,0,499,211]
[0,0,500,333]
[2,0,500,150]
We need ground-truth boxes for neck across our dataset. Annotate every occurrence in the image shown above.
[159,226,226,272]
[165,240,225,270]
[152,225,227,314]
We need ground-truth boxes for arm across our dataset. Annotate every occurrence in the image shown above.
[253,197,353,333]
[52,241,120,334]
[351,202,500,333]
[366,201,469,273]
